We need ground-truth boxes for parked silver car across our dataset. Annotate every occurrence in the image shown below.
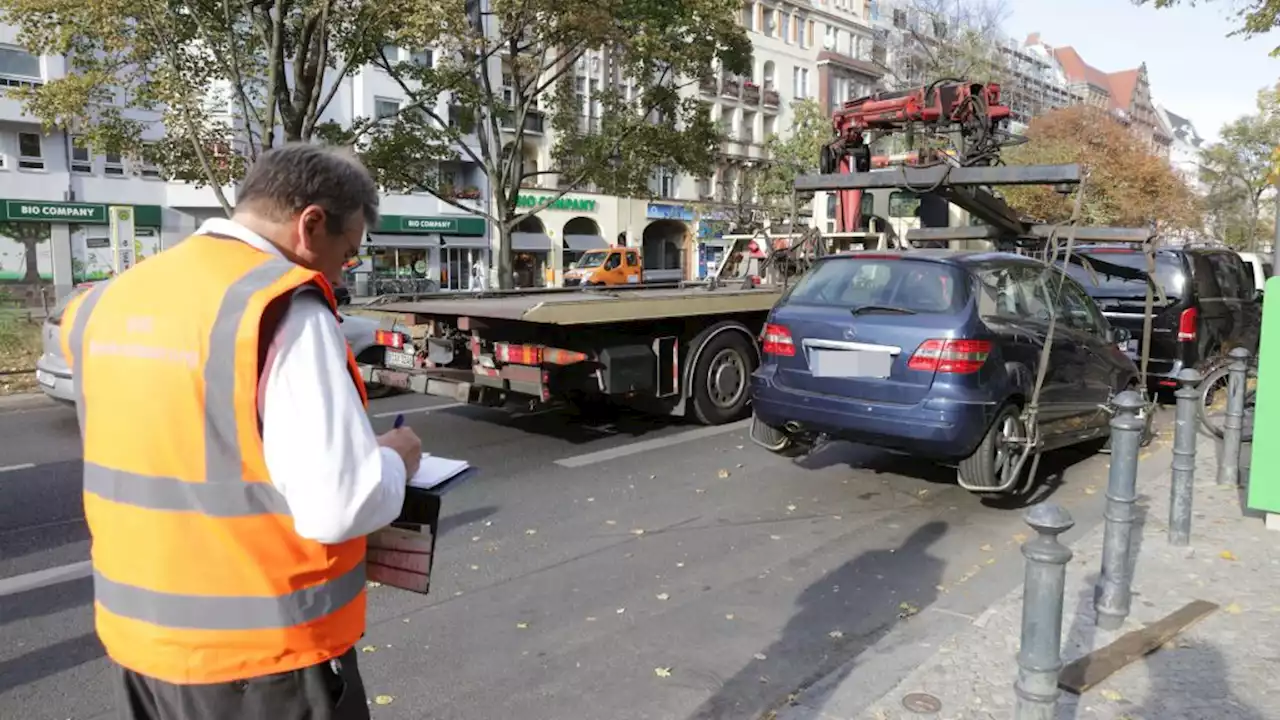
[35,284,391,404]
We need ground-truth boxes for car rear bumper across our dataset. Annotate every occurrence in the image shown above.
[750,371,998,460]
[34,354,76,404]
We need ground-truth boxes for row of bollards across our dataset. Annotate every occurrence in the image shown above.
[1013,348,1252,719]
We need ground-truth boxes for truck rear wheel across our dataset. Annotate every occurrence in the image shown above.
[691,331,755,425]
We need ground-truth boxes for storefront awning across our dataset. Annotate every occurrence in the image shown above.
[563,234,608,252]
[512,232,553,251]
[367,233,441,248]
[441,236,490,249]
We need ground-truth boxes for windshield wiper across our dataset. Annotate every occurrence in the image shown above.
[851,304,917,316]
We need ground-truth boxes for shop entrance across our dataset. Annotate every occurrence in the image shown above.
[443,246,488,291]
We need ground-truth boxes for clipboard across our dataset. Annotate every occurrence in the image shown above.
[366,463,477,595]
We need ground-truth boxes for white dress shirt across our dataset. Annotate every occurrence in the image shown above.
[196,218,407,544]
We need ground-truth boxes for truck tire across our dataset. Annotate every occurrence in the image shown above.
[691,331,755,425]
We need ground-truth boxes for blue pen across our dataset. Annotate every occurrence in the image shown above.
[393,413,405,429]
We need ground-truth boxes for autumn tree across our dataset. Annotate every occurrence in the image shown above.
[351,0,751,287]
[1001,105,1201,230]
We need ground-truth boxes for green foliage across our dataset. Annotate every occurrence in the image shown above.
[756,98,829,214]
[1199,84,1280,249]
[358,0,751,229]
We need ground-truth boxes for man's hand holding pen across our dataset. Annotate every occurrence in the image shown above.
[378,413,422,478]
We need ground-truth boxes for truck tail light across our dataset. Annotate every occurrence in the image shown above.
[908,339,991,374]
[761,323,794,356]
[1178,307,1198,342]
[374,330,405,349]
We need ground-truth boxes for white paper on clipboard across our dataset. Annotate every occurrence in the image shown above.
[407,454,471,491]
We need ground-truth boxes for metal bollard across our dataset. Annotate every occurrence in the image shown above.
[1216,347,1251,487]
[1095,390,1144,631]
[1169,368,1201,547]
[1014,503,1075,720]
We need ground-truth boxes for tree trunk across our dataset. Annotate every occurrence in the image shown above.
[492,222,514,291]
[21,239,41,283]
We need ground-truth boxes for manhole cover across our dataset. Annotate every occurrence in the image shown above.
[902,692,942,714]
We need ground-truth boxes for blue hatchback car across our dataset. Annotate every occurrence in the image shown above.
[750,251,1141,493]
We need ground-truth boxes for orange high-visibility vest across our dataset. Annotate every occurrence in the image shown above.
[60,233,370,685]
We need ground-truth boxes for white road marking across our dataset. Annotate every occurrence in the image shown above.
[372,402,468,419]
[554,419,752,468]
[0,560,92,597]
[0,463,36,473]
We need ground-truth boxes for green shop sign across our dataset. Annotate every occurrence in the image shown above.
[379,215,487,236]
[516,195,597,213]
[0,200,162,226]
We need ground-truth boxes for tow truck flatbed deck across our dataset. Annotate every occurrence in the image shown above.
[366,286,783,326]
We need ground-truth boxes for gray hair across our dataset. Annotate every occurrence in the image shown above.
[237,143,380,235]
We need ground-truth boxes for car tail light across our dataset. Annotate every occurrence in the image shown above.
[374,330,405,349]
[1177,308,1197,342]
[908,339,992,374]
[761,323,794,356]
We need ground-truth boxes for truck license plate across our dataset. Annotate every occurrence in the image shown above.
[35,369,55,388]
[810,349,892,378]
[385,349,415,369]
[1124,339,1140,354]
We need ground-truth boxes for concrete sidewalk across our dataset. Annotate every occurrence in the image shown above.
[781,435,1279,720]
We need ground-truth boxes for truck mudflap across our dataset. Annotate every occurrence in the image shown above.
[358,364,503,405]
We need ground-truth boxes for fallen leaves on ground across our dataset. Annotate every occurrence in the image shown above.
[770,535,782,540]
[1225,602,1243,615]
[516,621,529,629]
[617,608,626,614]
[654,667,672,678]
[753,653,767,660]
[1220,550,1237,561]
[656,593,670,601]
[898,602,920,619]
[717,469,731,478]
[1084,485,1097,495]
[361,645,378,653]
[828,630,844,639]
[979,544,993,552]
[525,529,537,535]
[786,504,797,512]
[1099,689,1124,702]
[725,613,736,620]
[374,695,394,705]
[631,528,645,535]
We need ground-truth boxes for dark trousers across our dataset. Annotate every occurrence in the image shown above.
[114,646,370,720]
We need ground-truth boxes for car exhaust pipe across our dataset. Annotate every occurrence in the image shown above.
[783,421,803,434]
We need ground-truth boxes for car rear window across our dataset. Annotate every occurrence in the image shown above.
[781,256,968,313]
[1064,251,1186,301]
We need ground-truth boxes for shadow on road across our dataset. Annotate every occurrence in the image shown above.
[794,439,1100,510]
[0,460,89,567]
[460,402,691,446]
[0,633,104,695]
[685,522,948,720]
[1124,641,1264,720]
[438,506,499,537]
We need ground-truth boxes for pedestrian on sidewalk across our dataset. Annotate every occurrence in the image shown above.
[59,143,423,720]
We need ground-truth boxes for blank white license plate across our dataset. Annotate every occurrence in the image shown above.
[1124,339,1140,353]
[385,349,415,369]
[810,349,893,378]
[35,370,55,388]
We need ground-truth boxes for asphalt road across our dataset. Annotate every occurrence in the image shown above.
[0,393,1166,720]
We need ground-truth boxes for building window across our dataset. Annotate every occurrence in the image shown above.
[104,151,125,176]
[764,8,777,36]
[741,2,754,30]
[824,25,837,49]
[374,97,400,120]
[798,18,810,48]
[793,67,810,98]
[17,132,43,170]
[0,46,40,86]
[659,168,677,198]
[410,49,433,67]
[71,136,92,173]
[780,13,791,42]
[741,112,756,143]
[139,143,161,179]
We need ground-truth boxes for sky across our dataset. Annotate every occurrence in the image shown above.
[1003,0,1278,142]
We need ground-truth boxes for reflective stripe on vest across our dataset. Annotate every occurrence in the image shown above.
[69,255,364,635]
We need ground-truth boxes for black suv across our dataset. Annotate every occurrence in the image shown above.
[1063,245,1261,390]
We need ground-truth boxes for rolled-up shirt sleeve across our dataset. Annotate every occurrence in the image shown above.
[259,293,407,544]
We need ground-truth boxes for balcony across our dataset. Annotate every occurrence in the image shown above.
[742,82,761,105]
[700,75,718,95]
[721,77,741,99]
[763,87,780,108]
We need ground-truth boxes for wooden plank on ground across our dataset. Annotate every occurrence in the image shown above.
[1058,599,1219,694]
